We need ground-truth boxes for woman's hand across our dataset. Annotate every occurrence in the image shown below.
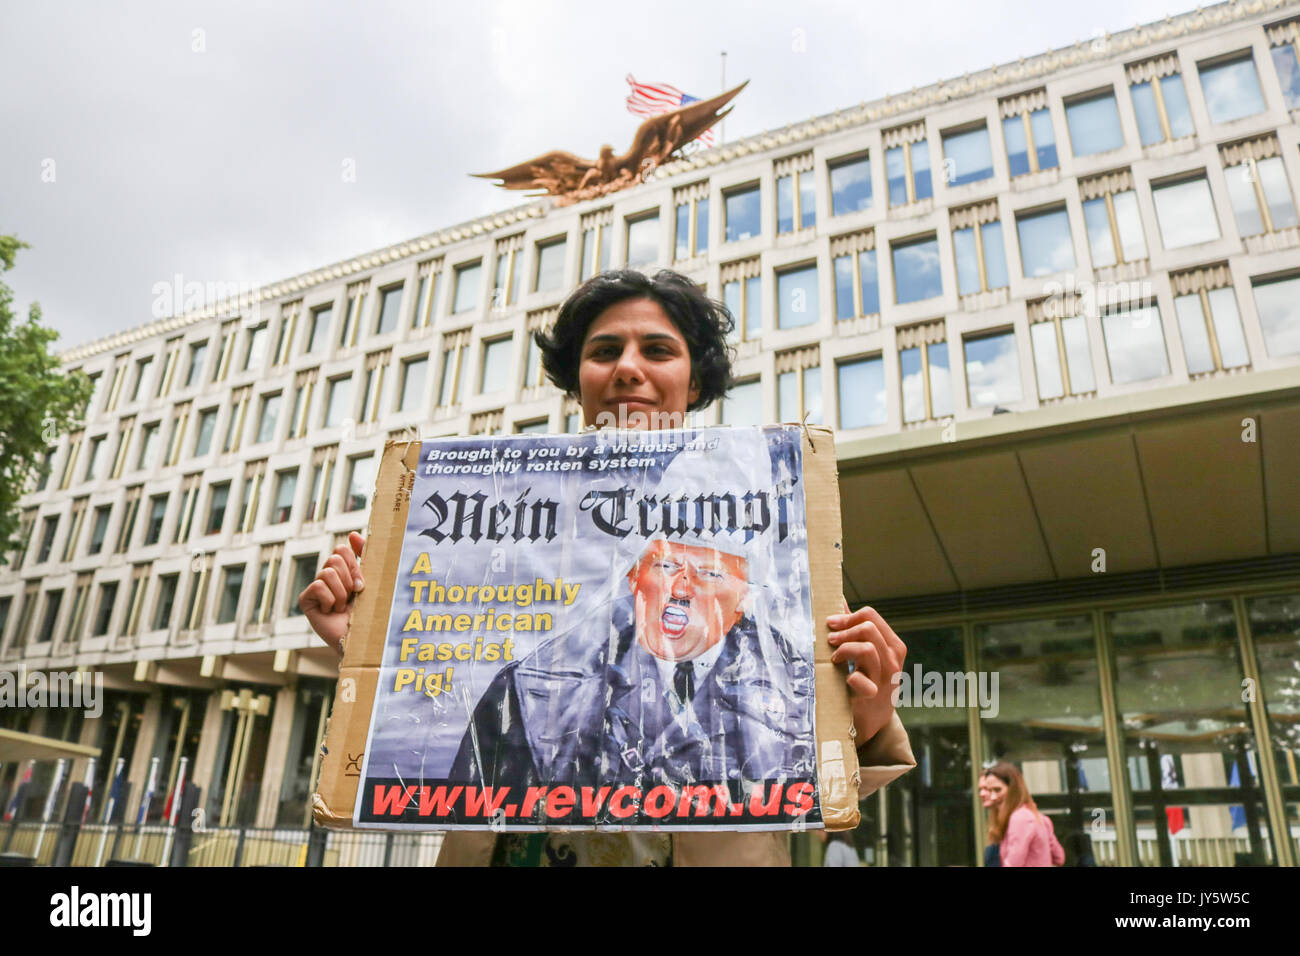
[827,602,907,747]
[299,531,365,655]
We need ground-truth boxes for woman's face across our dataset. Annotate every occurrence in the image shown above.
[978,774,1007,809]
[578,298,698,431]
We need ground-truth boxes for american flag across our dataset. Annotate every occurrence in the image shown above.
[625,74,716,147]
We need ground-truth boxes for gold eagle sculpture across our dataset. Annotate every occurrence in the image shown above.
[473,81,748,206]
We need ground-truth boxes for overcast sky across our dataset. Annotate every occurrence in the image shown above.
[2,0,1194,353]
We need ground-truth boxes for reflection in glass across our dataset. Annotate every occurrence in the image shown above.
[1198,55,1266,124]
[892,236,943,304]
[1066,92,1124,156]
[777,265,819,330]
[837,356,886,429]
[1246,592,1300,847]
[1102,306,1170,384]
[1251,275,1300,357]
[829,156,872,215]
[626,214,659,267]
[943,126,994,186]
[1152,178,1221,249]
[721,378,761,425]
[726,186,761,242]
[964,330,1022,407]
[1017,207,1076,277]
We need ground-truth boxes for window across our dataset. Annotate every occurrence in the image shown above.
[723,183,762,243]
[1151,174,1221,249]
[34,446,54,492]
[951,202,1009,296]
[722,260,762,341]
[776,348,822,424]
[358,352,389,425]
[35,515,58,564]
[453,261,481,313]
[288,554,318,617]
[338,284,368,348]
[1172,267,1250,374]
[224,387,250,453]
[522,315,549,390]
[1221,139,1299,237]
[964,329,1022,407]
[92,582,118,636]
[183,341,207,388]
[163,402,191,468]
[131,357,153,402]
[1101,304,1170,384]
[64,576,90,645]
[104,360,129,412]
[288,370,316,441]
[776,154,815,233]
[152,574,179,631]
[480,337,513,394]
[174,475,200,544]
[829,153,872,216]
[243,324,268,371]
[776,263,819,329]
[205,482,230,536]
[1016,207,1076,277]
[82,370,103,418]
[579,209,612,280]
[216,564,245,625]
[885,123,932,207]
[374,285,404,336]
[1065,90,1124,157]
[238,462,266,534]
[272,469,298,524]
[181,559,211,631]
[674,183,709,260]
[1198,52,1266,124]
[306,305,332,353]
[1268,20,1300,109]
[493,237,524,310]
[307,447,337,522]
[892,235,943,304]
[438,332,470,406]
[411,261,439,328]
[1000,91,1058,176]
[256,392,281,444]
[136,422,160,471]
[837,356,887,429]
[515,418,549,434]
[115,487,141,554]
[626,212,659,267]
[1080,170,1149,267]
[61,498,87,561]
[115,420,140,479]
[323,376,353,428]
[60,432,84,490]
[1251,274,1300,357]
[35,589,63,645]
[1127,56,1194,146]
[899,322,953,423]
[942,125,994,186]
[156,339,181,397]
[534,236,567,292]
[212,321,237,382]
[273,304,300,366]
[193,408,217,457]
[345,454,377,512]
[87,506,111,556]
[83,435,104,483]
[1028,295,1096,399]
[143,494,168,546]
[248,549,282,628]
[721,378,762,426]
[399,356,428,411]
[832,232,880,319]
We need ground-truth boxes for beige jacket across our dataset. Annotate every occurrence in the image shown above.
[434,711,916,867]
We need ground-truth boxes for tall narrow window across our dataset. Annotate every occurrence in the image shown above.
[775,153,815,233]
[831,231,880,320]
[963,328,1022,408]
[673,182,709,260]
[115,486,142,554]
[131,356,153,402]
[255,392,281,444]
[941,124,994,187]
[306,304,332,353]
[479,336,514,395]
[776,263,819,330]
[411,259,441,329]
[721,378,762,426]
[1250,274,1300,357]
[1028,294,1096,400]
[534,236,567,292]
[399,355,428,411]
[579,209,613,280]
[775,347,822,424]
[104,358,129,412]
[205,481,230,536]
[1171,265,1250,375]
[136,421,160,472]
[143,494,168,546]
[173,474,201,544]
[437,331,470,407]
[625,211,659,267]
[237,461,266,534]
[273,301,301,365]
[224,387,250,453]
[898,321,953,424]
[1197,51,1266,125]
[345,453,377,512]
[61,497,88,562]
[243,323,269,371]
[884,123,933,206]
[65,574,92,646]
[722,259,762,342]
[249,545,283,627]
[492,236,524,311]
[837,355,887,430]
[373,285,404,336]
[1080,169,1149,267]
[212,321,238,383]
[1064,89,1124,157]
[288,369,317,440]
[951,201,1009,296]
[322,376,353,429]
[1127,54,1195,146]
[87,505,111,556]
[337,282,369,348]
[216,564,246,625]
[724,183,761,243]
[156,338,182,398]
[359,350,391,425]
[829,153,872,216]
[1000,89,1058,177]
[1220,136,1299,238]
[271,469,298,524]
[62,431,85,489]
[522,310,554,390]
[1267,18,1300,110]
[193,407,218,457]
[109,416,135,480]
[307,446,337,522]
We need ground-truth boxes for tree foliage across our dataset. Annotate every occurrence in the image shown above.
[0,234,93,566]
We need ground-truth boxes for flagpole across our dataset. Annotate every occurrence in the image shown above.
[93,757,126,868]
[32,757,67,861]
[720,51,727,145]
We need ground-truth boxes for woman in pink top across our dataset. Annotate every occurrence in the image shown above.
[982,762,1065,867]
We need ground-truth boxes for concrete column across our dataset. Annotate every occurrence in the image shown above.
[126,691,163,810]
[255,683,299,827]
[25,708,47,738]
[67,714,102,791]
[189,689,226,804]
[1183,751,1232,838]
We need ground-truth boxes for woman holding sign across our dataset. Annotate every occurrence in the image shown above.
[299,268,915,866]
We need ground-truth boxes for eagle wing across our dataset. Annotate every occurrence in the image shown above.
[471,150,597,196]
[615,80,750,174]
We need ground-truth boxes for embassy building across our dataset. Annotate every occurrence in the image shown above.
[3,0,1300,867]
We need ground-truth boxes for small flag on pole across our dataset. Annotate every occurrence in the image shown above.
[626,75,716,147]
[1161,753,1185,835]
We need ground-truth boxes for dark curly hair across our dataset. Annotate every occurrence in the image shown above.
[534,269,735,412]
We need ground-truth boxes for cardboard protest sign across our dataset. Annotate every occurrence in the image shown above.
[314,424,860,832]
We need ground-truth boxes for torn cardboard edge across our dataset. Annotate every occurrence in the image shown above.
[313,425,861,831]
